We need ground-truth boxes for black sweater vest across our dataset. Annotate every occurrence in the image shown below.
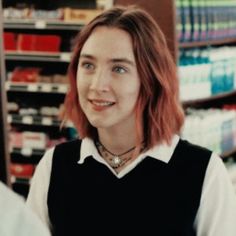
[48,139,211,236]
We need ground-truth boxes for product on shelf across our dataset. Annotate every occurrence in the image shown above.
[39,106,60,117]
[179,46,236,101]
[3,7,29,19]
[10,67,41,83]
[37,74,67,84]
[63,8,103,23]
[9,131,23,148]
[17,34,61,52]
[176,0,236,42]
[37,75,53,83]
[3,32,17,50]
[7,102,19,113]
[9,131,48,150]
[3,7,103,23]
[29,9,64,21]
[182,107,236,155]
[19,108,38,116]
[10,163,35,178]
[22,131,48,149]
[51,74,68,84]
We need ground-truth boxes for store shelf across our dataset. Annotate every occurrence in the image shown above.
[4,19,84,31]
[7,114,73,128]
[5,81,68,94]
[182,90,236,108]
[180,38,236,49]
[1,0,99,198]
[5,51,71,62]
[221,147,236,159]
[8,114,61,127]
[10,147,45,157]
[11,175,31,185]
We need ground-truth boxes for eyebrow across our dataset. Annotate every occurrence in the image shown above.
[79,54,136,67]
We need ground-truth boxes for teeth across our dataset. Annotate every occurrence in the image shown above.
[92,101,114,106]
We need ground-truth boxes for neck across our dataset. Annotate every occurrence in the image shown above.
[97,128,136,155]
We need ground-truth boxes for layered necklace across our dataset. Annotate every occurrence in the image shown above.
[96,141,136,169]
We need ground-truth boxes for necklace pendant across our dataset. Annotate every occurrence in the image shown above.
[111,156,122,168]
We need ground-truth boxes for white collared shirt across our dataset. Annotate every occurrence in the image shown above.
[26,135,236,235]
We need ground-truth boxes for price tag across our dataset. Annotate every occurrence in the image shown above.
[42,117,52,126]
[5,82,10,90]
[7,115,12,123]
[58,84,68,93]
[41,84,51,92]
[10,176,16,184]
[35,20,46,29]
[60,53,71,62]
[28,83,38,92]
[22,116,33,124]
[21,147,32,157]
[9,146,13,153]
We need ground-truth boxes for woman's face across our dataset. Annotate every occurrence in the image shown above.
[77,26,140,133]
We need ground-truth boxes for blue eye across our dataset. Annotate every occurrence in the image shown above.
[81,62,95,70]
[113,66,127,74]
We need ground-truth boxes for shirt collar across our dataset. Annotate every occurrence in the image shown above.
[79,135,180,165]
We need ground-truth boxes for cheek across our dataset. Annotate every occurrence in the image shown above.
[129,81,140,99]
[77,83,87,108]
[131,84,141,106]
[77,76,88,95]
[120,86,140,108]
[121,76,140,94]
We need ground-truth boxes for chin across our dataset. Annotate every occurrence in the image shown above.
[88,118,109,129]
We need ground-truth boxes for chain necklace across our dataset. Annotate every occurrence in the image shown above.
[96,141,136,169]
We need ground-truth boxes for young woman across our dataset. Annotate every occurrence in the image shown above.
[26,5,236,236]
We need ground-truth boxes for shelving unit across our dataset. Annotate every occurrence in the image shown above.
[4,19,84,31]
[1,0,100,197]
[182,90,236,109]
[5,51,72,62]
[5,81,67,93]
[175,0,236,159]
[180,38,236,48]
[0,0,10,186]
[222,147,236,159]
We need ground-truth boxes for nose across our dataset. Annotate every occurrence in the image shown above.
[89,69,110,92]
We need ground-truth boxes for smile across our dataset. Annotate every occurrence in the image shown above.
[89,99,116,109]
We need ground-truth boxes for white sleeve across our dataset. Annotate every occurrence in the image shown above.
[26,147,55,230]
[194,152,236,236]
[0,182,51,236]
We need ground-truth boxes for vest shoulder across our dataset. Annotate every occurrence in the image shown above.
[178,139,212,156]
[173,139,212,164]
[55,138,82,150]
[53,139,82,162]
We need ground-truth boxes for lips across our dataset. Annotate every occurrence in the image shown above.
[88,99,115,111]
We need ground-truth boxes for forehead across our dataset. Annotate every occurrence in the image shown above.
[80,26,135,60]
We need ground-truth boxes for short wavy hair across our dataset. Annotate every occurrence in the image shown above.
[63,5,184,150]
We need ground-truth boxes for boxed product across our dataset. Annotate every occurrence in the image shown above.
[17,34,61,52]
[63,8,102,24]
[4,32,17,50]
[22,131,48,149]
[10,163,35,178]
[10,67,41,83]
